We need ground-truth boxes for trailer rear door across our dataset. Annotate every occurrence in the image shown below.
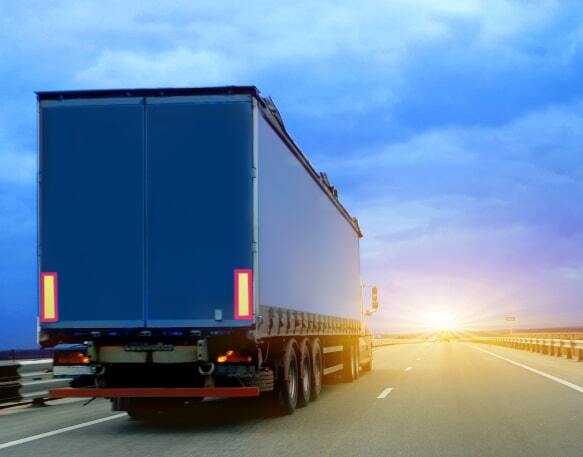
[40,99,145,327]
[39,95,254,330]
[145,98,253,327]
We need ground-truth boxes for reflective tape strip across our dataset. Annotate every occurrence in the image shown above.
[49,386,260,398]
[323,345,343,354]
[40,272,58,322]
[234,269,253,320]
[323,364,343,375]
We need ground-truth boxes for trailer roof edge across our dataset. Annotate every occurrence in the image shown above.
[35,86,363,237]
[35,86,260,100]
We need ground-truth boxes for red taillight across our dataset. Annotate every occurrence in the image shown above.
[54,351,90,365]
[234,269,253,320]
[216,350,253,364]
[40,272,58,323]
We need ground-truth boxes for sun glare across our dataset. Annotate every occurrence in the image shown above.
[425,310,458,331]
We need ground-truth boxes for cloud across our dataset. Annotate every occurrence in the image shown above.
[76,48,243,87]
[0,151,35,184]
[558,265,583,280]
[316,98,583,330]
[0,1,583,344]
[2,1,576,117]
[0,131,36,269]
[326,98,583,194]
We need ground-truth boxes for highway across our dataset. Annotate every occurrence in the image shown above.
[1,342,582,457]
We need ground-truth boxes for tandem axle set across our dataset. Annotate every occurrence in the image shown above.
[50,331,373,417]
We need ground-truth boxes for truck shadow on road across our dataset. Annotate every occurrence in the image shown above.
[126,372,375,430]
[127,397,293,429]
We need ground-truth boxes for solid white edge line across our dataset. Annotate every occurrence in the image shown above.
[323,345,343,354]
[469,344,583,394]
[405,366,413,371]
[323,363,344,375]
[377,387,393,399]
[0,413,127,450]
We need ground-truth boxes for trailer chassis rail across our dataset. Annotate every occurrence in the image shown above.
[49,387,260,399]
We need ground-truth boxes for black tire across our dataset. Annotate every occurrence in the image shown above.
[353,343,360,380]
[298,339,312,407]
[343,342,356,383]
[127,407,154,421]
[310,338,323,401]
[362,352,373,372]
[276,339,299,415]
[126,399,157,421]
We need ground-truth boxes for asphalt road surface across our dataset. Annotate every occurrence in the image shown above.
[1,342,582,457]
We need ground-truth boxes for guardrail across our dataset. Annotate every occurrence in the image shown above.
[0,359,72,407]
[474,337,583,361]
[0,349,54,362]
[371,338,423,347]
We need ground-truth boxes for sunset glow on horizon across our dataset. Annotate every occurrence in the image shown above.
[1,2,583,348]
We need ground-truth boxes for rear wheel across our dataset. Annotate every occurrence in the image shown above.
[343,342,356,383]
[125,399,160,421]
[275,339,299,414]
[298,339,312,407]
[362,353,373,372]
[310,338,323,401]
[127,406,155,421]
[362,340,373,372]
[353,343,360,380]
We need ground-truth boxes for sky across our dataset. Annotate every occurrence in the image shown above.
[1,0,583,348]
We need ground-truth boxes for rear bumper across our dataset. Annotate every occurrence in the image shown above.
[49,387,260,399]
[38,326,251,347]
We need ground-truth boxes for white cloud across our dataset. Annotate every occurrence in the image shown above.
[1,0,569,114]
[330,129,478,168]
[0,151,35,184]
[321,99,583,330]
[76,48,244,88]
[0,0,582,338]
[328,98,583,179]
[558,266,583,280]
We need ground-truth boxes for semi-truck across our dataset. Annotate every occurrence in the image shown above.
[37,86,378,418]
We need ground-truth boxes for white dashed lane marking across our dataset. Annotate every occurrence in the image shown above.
[377,388,394,399]
[0,413,127,450]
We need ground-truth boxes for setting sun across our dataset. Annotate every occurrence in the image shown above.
[425,310,459,331]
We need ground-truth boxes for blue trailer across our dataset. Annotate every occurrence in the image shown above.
[37,87,378,417]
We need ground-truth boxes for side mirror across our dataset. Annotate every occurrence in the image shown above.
[371,286,379,312]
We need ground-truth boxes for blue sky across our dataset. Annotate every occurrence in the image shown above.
[1,1,583,347]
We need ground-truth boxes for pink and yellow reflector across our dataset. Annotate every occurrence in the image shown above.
[234,269,253,320]
[40,272,58,322]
